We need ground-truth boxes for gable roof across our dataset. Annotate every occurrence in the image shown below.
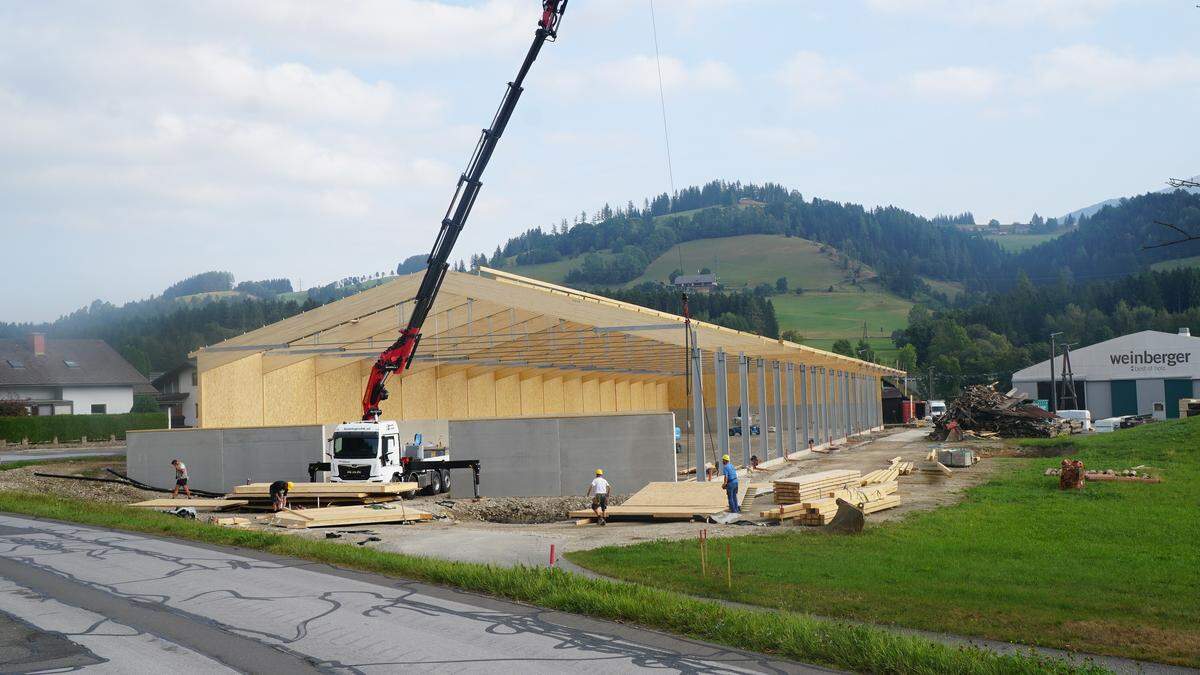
[0,339,150,388]
[1012,330,1200,381]
[193,268,902,377]
[674,273,717,285]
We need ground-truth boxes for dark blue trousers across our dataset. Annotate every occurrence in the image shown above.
[725,480,740,513]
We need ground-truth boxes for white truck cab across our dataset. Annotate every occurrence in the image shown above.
[328,420,452,494]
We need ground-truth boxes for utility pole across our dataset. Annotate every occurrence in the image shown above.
[1049,331,1063,413]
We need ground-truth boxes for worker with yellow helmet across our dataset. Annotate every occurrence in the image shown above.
[269,480,293,512]
[587,468,611,525]
[720,454,740,514]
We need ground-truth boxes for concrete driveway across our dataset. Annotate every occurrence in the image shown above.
[0,514,825,673]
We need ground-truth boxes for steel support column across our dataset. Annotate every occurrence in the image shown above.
[715,349,730,464]
[691,346,706,481]
[798,365,809,450]
[772,361,784,457]
[738,353,751,466]
[756,358,769,461]
[785,363,798,458]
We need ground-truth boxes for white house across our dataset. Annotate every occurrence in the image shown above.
[151,360,198,427]
[0,333,150,415]
[1011,328,1200,420]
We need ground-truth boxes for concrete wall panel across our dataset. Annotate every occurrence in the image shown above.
[448,418,561,498]
[128,426,321,494]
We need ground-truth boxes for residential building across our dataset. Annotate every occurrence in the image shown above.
[672,273,718,292]
[151,360,198,428]
[0,333,151,415]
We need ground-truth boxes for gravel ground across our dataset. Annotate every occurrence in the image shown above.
[432,494,629,524]
[0,459,158,504]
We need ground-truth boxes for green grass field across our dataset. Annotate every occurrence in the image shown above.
[921,277,965,300]
[985,233,1062,252]
[773,287,913,340]
[0,492,1091,674]
[569,418,1200,667]
[1150,255,1200,272]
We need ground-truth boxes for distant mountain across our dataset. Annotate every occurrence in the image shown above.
[1061,174,1200,222]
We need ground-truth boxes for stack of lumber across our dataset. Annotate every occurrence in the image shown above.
[887,457,916,475]
[773,470,861,505]
[933,385,1071,439]
[128,498,247,512]
[742,483,774,501]
[568,481,748,521]
[226,482,418,508]
[760,481,899,524]
[268,504,433,529]
[860,467,899,485]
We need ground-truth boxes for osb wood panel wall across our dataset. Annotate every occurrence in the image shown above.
[198,354,672,428]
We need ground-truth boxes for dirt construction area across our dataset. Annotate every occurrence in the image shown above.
[0,427,1002,568]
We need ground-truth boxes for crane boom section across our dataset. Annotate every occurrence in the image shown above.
[362,1,567,419]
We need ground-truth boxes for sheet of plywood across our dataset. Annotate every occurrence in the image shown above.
[270,504,433,528]
[230,482,418,496]
[128,498,247,511]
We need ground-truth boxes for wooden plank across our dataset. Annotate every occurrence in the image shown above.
[128,499,247,511]
[230,482,418,496]
[269,504,433,528]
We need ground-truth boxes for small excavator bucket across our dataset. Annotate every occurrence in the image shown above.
[823,498,864,534]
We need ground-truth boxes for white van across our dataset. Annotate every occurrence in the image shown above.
[927,400,946,420]
[1057,409,1092,432]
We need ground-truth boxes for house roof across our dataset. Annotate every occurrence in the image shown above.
[193,268,903,377]
[0,339,151,388]
[150,359,196,390]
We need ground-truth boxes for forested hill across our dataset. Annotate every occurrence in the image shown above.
[1010,190,1200,285]
[477,180,1004,297]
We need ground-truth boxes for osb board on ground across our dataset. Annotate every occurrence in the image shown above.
[269,504,434,528]
[128,498,247,511]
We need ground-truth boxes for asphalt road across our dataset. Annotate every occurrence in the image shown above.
[0,446,126,463]
[0,514,824,673]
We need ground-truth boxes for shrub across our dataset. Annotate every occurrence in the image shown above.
[0,400,29,417]
[0,412,166,443]
[131,394,160,413]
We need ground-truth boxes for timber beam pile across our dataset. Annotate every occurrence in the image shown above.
[773,470,861,504]
[934,385,1071,439]
[226,482,419,509]
[761,481,900,524]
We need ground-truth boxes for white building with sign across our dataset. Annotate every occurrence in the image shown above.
[1011,329,1200,420]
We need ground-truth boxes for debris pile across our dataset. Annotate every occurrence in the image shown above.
[933,386,1071,439]
[1044,464,1161,484]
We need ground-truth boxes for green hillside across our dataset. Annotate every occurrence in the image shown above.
[984,232,1062,252]
[1150,255,1200,272]
[507,233,913,355]
[629,234,870,290]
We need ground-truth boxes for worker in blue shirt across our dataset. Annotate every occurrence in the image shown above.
[720,454,739,513]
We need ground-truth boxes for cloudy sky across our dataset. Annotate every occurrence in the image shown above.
[2,0,1197,322]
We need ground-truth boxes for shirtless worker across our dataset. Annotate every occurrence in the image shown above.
[587,469,610,525]
[169,459,192,499]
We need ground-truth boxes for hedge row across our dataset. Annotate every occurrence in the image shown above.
[0,413,167,444]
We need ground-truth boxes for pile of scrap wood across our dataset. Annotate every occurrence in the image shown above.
[226,482,418,509]
[887,457,916,475]
[933,385,1071,439]
[761,481,899,524]
[568,481,747,521]
[773,470,861,504]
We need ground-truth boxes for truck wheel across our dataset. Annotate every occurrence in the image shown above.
[426,471,443,496]
[393,473,415,499]
[438,469,451,494]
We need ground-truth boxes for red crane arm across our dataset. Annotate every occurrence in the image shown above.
[361,1,568,420]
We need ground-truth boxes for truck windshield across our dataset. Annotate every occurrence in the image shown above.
[332,434,378,460]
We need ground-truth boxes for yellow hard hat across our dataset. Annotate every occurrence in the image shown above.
[595,468,603,475]
[286,481,294,490]
[722,454,730,462]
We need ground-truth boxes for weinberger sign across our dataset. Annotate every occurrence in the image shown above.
[1109,350,1193,373]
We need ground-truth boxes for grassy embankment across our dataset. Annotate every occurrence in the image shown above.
[0,492,1094,674]
[0,455,125,472]
[569,418,1200,666]
[984,233,1062,252]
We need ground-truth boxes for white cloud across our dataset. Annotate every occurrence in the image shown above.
[909,66,1001,100]
[866,0,1119,27]
[1029,45,1200,96]
[545,55,736,98]
[775,52,858,108]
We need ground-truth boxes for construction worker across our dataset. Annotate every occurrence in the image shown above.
[587,468,610,525]
[720,454,740,514]
[269,480,293,512]
[169,459,191,499]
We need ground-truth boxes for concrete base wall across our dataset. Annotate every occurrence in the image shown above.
[449,412,677,498]
[129,413,676,497]
[127,426,326,494]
